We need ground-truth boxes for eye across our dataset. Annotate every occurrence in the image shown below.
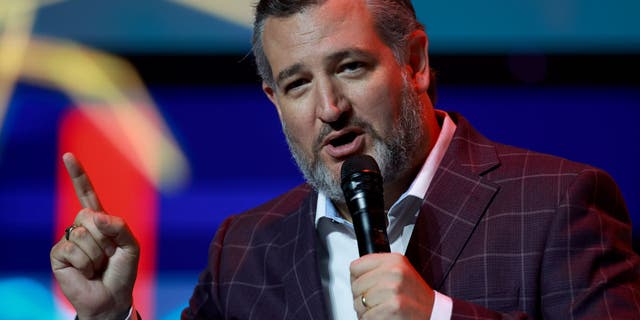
[284,78,309,94]
[339,61,366,74]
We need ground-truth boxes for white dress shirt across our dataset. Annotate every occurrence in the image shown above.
[316,110,456,319]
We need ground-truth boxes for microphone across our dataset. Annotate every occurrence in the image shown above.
[340,154,390,256]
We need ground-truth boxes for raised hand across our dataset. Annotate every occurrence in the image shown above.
[350,253,435,319]
[50,153,140,320]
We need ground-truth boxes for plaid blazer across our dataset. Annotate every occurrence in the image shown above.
[182,112,640,319]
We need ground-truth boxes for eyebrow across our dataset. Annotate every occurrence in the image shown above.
[326,49,372,64]
[274,48,375,88]
[276,63,304,88]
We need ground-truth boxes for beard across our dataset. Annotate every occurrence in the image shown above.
[282,75,426,203]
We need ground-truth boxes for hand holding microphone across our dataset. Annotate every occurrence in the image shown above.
[342,155,434,319]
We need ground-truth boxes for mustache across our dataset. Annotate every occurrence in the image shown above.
[312,116,378,154]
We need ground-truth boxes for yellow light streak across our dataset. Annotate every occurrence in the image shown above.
[0,1,37,139]
[0,1,190,191]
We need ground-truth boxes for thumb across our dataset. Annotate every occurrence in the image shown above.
[93,213,139,255]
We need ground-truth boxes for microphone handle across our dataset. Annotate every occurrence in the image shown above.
[350,194,390,256]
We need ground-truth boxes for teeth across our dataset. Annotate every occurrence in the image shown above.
[330,132,357,147]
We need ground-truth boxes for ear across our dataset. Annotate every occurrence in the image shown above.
[262,81,283,118]
[405,29,430,94]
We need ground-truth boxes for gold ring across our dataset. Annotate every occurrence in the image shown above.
[65,224,79,241]
[361,293,369,309]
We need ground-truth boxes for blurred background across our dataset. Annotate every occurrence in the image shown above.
[0,0,638,318]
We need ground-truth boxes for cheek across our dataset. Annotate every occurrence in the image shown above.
[354,78,404,132]
[279,106,317,143]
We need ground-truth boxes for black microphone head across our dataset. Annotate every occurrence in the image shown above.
[340,155,389,256]
[340,154,384,210]
[340,154,381,185]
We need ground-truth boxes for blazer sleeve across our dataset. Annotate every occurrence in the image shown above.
[450,168,640,319]
[180,216,235,319]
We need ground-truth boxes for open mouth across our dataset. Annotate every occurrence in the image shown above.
[323,130,365,158]
[329,131,358,147]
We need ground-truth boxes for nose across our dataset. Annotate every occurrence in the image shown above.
[315,77,349,124]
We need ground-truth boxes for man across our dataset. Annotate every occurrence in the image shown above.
[50,0,640,319]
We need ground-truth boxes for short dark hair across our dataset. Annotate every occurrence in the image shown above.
[252,0,436,103]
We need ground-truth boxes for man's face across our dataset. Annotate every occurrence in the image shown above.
[261,0,428,201]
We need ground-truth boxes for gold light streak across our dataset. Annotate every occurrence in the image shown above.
[0,0,190,190]
[0,1,37,138]
[24,38,190,190]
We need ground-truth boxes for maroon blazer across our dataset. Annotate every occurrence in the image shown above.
[182,113,640,319]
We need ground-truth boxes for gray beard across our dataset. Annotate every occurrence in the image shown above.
[282,76,425,203]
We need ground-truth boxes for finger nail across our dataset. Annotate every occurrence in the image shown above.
[105,245,116,257]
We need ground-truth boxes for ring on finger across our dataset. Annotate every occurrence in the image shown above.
[361,293,369,309]
[65,224,80,241]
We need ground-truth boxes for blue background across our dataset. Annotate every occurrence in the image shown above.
[0,1,638,318]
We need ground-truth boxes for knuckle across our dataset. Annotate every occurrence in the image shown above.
[61,241,76,255]
[97,237,113,250]
[111,216,126,230]
[79,207,91,217]
[387,283,399,296]
[50,242,62,259]
[389,266,404,280]
[67,248,92,271]
[382,297,402,315]
[90,251,106,267]
[72,226,89,240]
[76,208,93,221]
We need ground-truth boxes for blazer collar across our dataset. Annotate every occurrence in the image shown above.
[405,112,501,290]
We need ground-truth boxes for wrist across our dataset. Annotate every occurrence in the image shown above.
[77,305,132,320]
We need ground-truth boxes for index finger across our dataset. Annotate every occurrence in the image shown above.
[62,152,104,212]
[349,253,385,279]
[350,252,406,279]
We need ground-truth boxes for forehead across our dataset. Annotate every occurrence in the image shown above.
[261,0,389,77]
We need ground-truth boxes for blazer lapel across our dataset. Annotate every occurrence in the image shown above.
[277,188,330,319]
[406,113,501,290]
